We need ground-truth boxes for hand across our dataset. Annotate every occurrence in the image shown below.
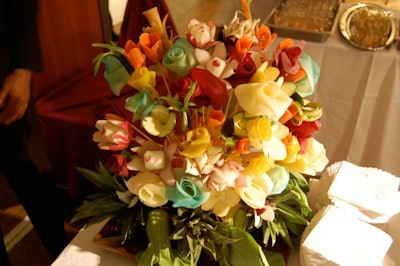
[0,69,32,125]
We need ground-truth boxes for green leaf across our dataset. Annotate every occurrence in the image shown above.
[290,171,309,190]
[275,203,309,225]
[70,193,126,223]
[263,250,286,266]
[226,227,269,266]
[76,163,116,192]
[120,205,141,244]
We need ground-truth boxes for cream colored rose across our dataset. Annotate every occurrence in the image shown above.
[143,150,166,171]
[235,172,274,209]
[234,80,292,119]
[125,171,168,207]
[300,137,329,175]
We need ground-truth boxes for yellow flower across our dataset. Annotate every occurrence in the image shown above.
[249,62,280,83]
[245,152,274,177]
[246,117,272,149]
[125,171,168,208]
[234,80,292,119]
[280,134,301,164]
[127,67,158,98]
[180,127,212,158]
[201,187,241,217]
[277,138,328,175]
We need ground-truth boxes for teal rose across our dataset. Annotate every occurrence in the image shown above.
[162,38,197,77]
[165,170,210,209]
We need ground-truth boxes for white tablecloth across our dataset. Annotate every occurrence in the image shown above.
[298,4,400,177]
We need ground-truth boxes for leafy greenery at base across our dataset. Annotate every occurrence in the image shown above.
[72,164,312,266]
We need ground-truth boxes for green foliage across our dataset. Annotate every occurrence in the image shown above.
[76,162,117,192]
[261,172,313,248]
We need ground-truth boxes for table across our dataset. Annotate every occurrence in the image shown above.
[295,4,400,177]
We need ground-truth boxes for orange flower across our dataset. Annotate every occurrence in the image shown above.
[139,32,164,64]
[233,138,249,154]
[277,38,294,50]
[255,25,277,49]
[206,110,225,138]
[279,102,299,124]
[235,36,253,58]
[124,40,146,69]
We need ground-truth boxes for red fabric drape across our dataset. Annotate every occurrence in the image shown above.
[117,0,178,47]
[34,0,178,199]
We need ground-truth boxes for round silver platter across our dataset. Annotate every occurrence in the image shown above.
[339,3,397,51]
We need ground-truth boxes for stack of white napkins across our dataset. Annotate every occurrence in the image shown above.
[300,205,393,266]
[322,161,400,223]
[300,161,400,266]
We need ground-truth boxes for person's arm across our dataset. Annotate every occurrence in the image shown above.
[0,0,42,125]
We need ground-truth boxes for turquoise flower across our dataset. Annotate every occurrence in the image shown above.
[268,165,290,195]
[165,169,210,209]
[125,89,157,122]
[162,38,197,77]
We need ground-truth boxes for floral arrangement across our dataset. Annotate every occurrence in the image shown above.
[72,1,328,265]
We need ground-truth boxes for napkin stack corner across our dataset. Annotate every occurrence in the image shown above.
[300,161,400,266]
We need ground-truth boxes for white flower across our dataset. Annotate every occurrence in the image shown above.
[125,171,168,208]
[235,173,274,209]
[194,42,234,80]
[187,19,216,48]
[222,11,260,41]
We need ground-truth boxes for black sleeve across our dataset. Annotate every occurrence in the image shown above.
[6,0,42,72]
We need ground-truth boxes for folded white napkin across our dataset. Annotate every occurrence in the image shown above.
[319,161,400,223]
[300,205,393,266]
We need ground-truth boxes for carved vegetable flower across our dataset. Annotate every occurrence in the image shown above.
[141,104,177,138]
[162,38,197,77]
[92,114,133,151]
[235,171,274,209]
[127,67,158,98]
[186,19,216,48]
[201,187,241,217]
[166,170,210,209]
[234,79,292,119]
[206,160,244,192]
[127,137,177,187]
[125,171,168,208]
[180,127,212,158]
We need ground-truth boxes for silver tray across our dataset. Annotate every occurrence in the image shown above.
[265,0,341,42]
[339,3,397,50]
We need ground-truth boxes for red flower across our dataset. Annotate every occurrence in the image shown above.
[285,119,321,153]
[272,39,306,82]
[172,68,228,110]
[106,154,129,177]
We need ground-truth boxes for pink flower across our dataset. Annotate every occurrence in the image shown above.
[93,114,133,151]
[207,160,244,192]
